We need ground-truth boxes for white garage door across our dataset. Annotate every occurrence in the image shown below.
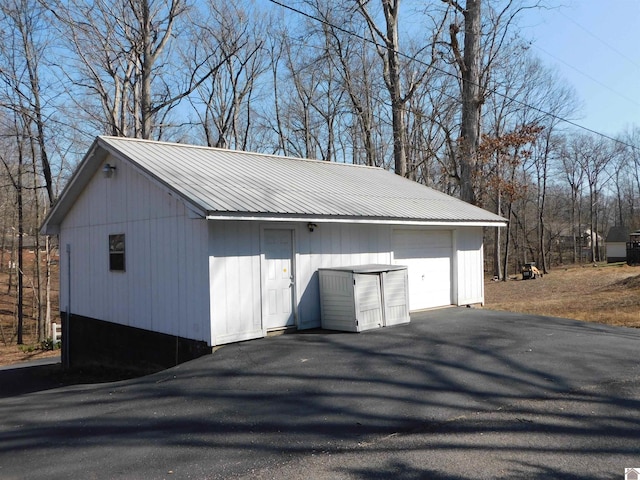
[393,230,452,311]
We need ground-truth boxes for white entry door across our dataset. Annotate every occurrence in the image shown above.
[262,229,295,330]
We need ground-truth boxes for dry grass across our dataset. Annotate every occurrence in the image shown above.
[485,263,640,328]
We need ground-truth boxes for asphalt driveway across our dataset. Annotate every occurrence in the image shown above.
[0,308,639,479]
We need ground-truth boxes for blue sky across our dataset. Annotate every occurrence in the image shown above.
[519,0,640,137]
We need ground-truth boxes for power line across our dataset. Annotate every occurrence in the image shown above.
[558,9,640,71]
[266,0,638,151]
[530,43,640,108]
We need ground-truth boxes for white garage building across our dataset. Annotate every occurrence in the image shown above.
[42,136,506,367]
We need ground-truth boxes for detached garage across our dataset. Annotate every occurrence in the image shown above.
[42,136,506,368]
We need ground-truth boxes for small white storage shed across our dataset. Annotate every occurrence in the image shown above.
[319,265,409,332]
[41,136,506,368]
[605,226,629,263]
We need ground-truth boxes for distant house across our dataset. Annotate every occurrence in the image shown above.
[41,136,506,368]
[605,226,629,263]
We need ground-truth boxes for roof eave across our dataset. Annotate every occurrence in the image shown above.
[40,138,106,235]
[40,137,208,235]
[205,212,507,227]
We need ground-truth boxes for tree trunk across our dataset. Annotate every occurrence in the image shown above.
[493,189,502,279]
[17,145,24,345]
[459,0,481,205]
[140,0,153,139]
[589,184,596,262]
[356,0,408,176]
[502,202,513,282]
[30,142,45,342]
[537,137,550,273]
[571,188,577,264]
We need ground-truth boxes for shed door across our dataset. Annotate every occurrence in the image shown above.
[353,273,383,331]
[393,230,452,311]
[381,269,410,326]
[262,229,295,330]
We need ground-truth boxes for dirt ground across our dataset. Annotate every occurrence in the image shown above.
[485,262,640,328]
[0,249,61,367]
[0,343,60,367]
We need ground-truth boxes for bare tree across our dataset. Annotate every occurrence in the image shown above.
[566,134,618,262]
[478,123,543,279]
[443,0,481,203]
[442,0,541,203]
[264,26,288,155]
[558,138,585,263]
[355,0,442,177]
[188,1,266,150]
[281,33,323,159]
[0,0,60,343]
[47,0,231,140]
[618,128,640,230]
[0,127,26,344]
[355,0,406,175]
[510,54,578,273]
[326,15,382,166]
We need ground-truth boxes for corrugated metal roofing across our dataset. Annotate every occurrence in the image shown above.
[44,136,507,231]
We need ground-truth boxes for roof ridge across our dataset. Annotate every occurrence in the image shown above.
[98,135,384,172]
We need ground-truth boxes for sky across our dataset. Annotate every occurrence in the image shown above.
[519,0,640,137]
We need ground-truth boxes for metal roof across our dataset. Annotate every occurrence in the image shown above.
[42,136,507,233]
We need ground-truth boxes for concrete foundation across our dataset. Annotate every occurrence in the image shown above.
[60,313,211,370]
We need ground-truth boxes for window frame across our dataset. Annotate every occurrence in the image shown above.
[109,234,126,272]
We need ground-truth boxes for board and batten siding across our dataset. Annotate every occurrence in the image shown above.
[208,221,263,345]
[207,221,393,342]
[296,223,393,330]
[58,154,211,343]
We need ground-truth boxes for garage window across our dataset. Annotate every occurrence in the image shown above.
[109,234,126,271]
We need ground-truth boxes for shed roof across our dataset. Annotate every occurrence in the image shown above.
[606,226,629,243]
[42,136,507,233]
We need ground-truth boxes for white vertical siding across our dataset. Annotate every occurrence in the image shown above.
[208,221,262,345]
[59,154,211,343]
[296,223,393,329]
[455,227,485,305]
[207,221,393,342]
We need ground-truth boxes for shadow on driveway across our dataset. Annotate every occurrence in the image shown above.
[0,308,639,479]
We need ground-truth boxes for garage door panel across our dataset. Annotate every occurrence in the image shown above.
[393,230,452,311]
[394,231,452,258]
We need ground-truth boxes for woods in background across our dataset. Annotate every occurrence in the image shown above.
[1,0,638,343]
